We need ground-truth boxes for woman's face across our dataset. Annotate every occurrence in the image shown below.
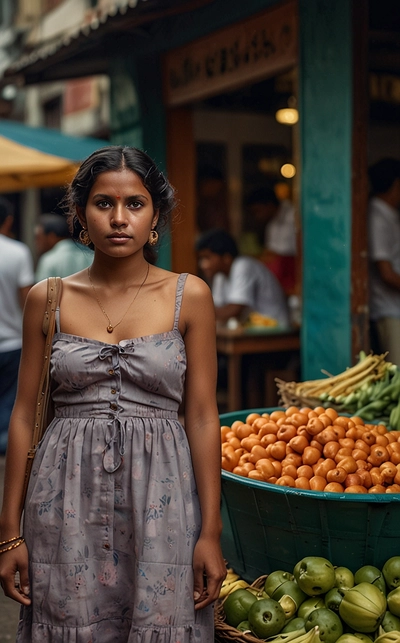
[80,168,158,257]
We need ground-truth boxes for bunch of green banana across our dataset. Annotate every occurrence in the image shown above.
[219,568,250,598]
[276,351,400,424]
[264,625,321,643]
[287,351,391,401]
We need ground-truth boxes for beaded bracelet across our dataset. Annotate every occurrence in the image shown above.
[0,538,25,554]
[0,535,21,547]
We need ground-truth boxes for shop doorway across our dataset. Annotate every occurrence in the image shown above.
[165,0,298,275]
[166,69,301,409]
[164,2,300,408]
[192,69,300,299]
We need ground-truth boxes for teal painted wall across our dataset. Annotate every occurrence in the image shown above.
[298,0,353,380]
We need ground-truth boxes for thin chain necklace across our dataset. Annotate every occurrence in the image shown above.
[88,263,150,333]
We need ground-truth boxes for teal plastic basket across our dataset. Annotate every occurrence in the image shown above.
[220,408,400,582]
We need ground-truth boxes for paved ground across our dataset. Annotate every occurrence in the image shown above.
[0,456,20,642]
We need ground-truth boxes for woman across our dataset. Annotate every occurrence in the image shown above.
[0,146,226,642]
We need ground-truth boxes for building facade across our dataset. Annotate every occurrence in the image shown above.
[1,0,399,380]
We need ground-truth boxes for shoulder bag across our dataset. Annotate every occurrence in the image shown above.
[21,276,62,509]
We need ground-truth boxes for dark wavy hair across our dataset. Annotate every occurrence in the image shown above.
[64,145,177,263]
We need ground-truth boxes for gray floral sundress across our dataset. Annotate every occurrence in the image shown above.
[17,273,214,643]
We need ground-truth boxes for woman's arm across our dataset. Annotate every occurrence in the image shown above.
[181,275,226,609]
[0,280,48,604]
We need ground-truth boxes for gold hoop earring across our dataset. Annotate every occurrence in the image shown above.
[79,228,91,246]
[148,230,158,246]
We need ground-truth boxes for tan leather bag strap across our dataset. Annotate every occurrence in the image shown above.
[32,276,62,446]
[21,276,62,508]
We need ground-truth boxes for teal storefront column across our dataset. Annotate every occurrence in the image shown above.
[299,0,353,380]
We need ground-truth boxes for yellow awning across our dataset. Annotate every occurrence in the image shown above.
[0,135,78,192]
[0,120,108,193]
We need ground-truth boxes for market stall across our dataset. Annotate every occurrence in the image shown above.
[217,352,400,642]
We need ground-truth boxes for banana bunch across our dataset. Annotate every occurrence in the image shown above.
[219,567,250,598]
[266,625,322,643]
[276,351,400,425]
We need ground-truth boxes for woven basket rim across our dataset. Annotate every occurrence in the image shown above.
[215,575,267,643]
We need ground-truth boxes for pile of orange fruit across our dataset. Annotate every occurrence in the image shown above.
[221,406,400,493]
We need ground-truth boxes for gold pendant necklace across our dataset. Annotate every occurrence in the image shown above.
[88,263,150,333]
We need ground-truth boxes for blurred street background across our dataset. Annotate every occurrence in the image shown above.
[0,0,397,388]
[0,0,399,638]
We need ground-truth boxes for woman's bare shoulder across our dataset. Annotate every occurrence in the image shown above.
[22,281,52,336]
[151,269,213,314]
[182,273,212,301]
[180,274,215,329]
[25,279,48,306]
[148,266,206,295]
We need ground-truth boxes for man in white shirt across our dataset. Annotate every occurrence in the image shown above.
[0,197,34,453]
[368,158,400,366]
[196,229,289,328]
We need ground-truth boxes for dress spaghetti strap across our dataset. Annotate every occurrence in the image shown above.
[173,273,188,331]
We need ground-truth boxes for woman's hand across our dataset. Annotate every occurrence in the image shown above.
[0,543,31,605]
[193,535,226,610]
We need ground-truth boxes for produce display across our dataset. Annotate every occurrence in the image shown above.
[276,352,400,427]
[218,555,400,642]
[221,406,400,493]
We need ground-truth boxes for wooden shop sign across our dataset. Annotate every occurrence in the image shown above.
[164,1,297,106]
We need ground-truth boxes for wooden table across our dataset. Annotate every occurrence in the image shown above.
[216,326,300,412]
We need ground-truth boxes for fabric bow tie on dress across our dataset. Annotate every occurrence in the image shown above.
[98,345,127,359]
[103,416,126,473]
[98,344,127,472]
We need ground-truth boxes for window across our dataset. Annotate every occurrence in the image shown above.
[43,96,62,129]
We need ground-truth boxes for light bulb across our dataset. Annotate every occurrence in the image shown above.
[275,108,299,125]
[281,163,296,178]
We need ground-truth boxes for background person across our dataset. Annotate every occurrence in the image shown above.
[243,187,297,295]
[0,146,225,642]
[0,197,34,454]
[196,228,290,328]
[368,158,400,365]
[35,212,93,281]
